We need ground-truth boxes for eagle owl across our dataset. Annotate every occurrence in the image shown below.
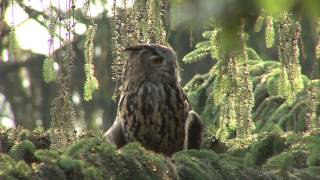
[104,44,202,156]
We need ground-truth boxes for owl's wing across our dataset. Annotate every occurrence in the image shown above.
[184,110,203,150]
[103,117,126,148]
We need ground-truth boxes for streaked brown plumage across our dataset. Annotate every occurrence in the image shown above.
[104,44,202,156]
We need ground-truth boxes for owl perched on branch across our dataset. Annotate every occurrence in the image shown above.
[104,44,202,156]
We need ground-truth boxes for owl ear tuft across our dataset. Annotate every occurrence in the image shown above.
[123,44,149,52]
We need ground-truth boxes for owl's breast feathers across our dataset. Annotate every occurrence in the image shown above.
[120,81,189,155]
[104,44,202,155]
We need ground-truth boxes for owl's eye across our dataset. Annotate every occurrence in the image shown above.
[150,56,163,64]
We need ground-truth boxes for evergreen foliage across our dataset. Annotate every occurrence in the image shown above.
[276,12,304,104]
[184,47,319,137]
[184,27,255,140]
[184,9,313,139]
[1,0,319,179]
[1,127,320,179]
[84,24,99,101]
[48,0,80,149]
[110,0,170,99]
[43,3,58,83]
[254,10,265,33]
[1,44,318,179]
[9,140,36,162]
[43,57,57,83]
[265,16,275,48]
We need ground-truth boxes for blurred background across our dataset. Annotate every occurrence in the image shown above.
[0,0,319,131]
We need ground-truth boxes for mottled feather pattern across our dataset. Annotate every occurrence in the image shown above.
[121,80,187,155]
[104,44,202,156]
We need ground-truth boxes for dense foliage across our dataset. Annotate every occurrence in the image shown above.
[1,0,320,179]
[1,127,320,179]
[1,47,320,179]
[184,48,319,138]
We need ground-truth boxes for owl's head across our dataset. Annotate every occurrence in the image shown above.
[122,44,180,83]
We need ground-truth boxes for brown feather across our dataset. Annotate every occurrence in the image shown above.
[105,44,202,156]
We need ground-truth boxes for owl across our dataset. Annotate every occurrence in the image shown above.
[104,44,202,156]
